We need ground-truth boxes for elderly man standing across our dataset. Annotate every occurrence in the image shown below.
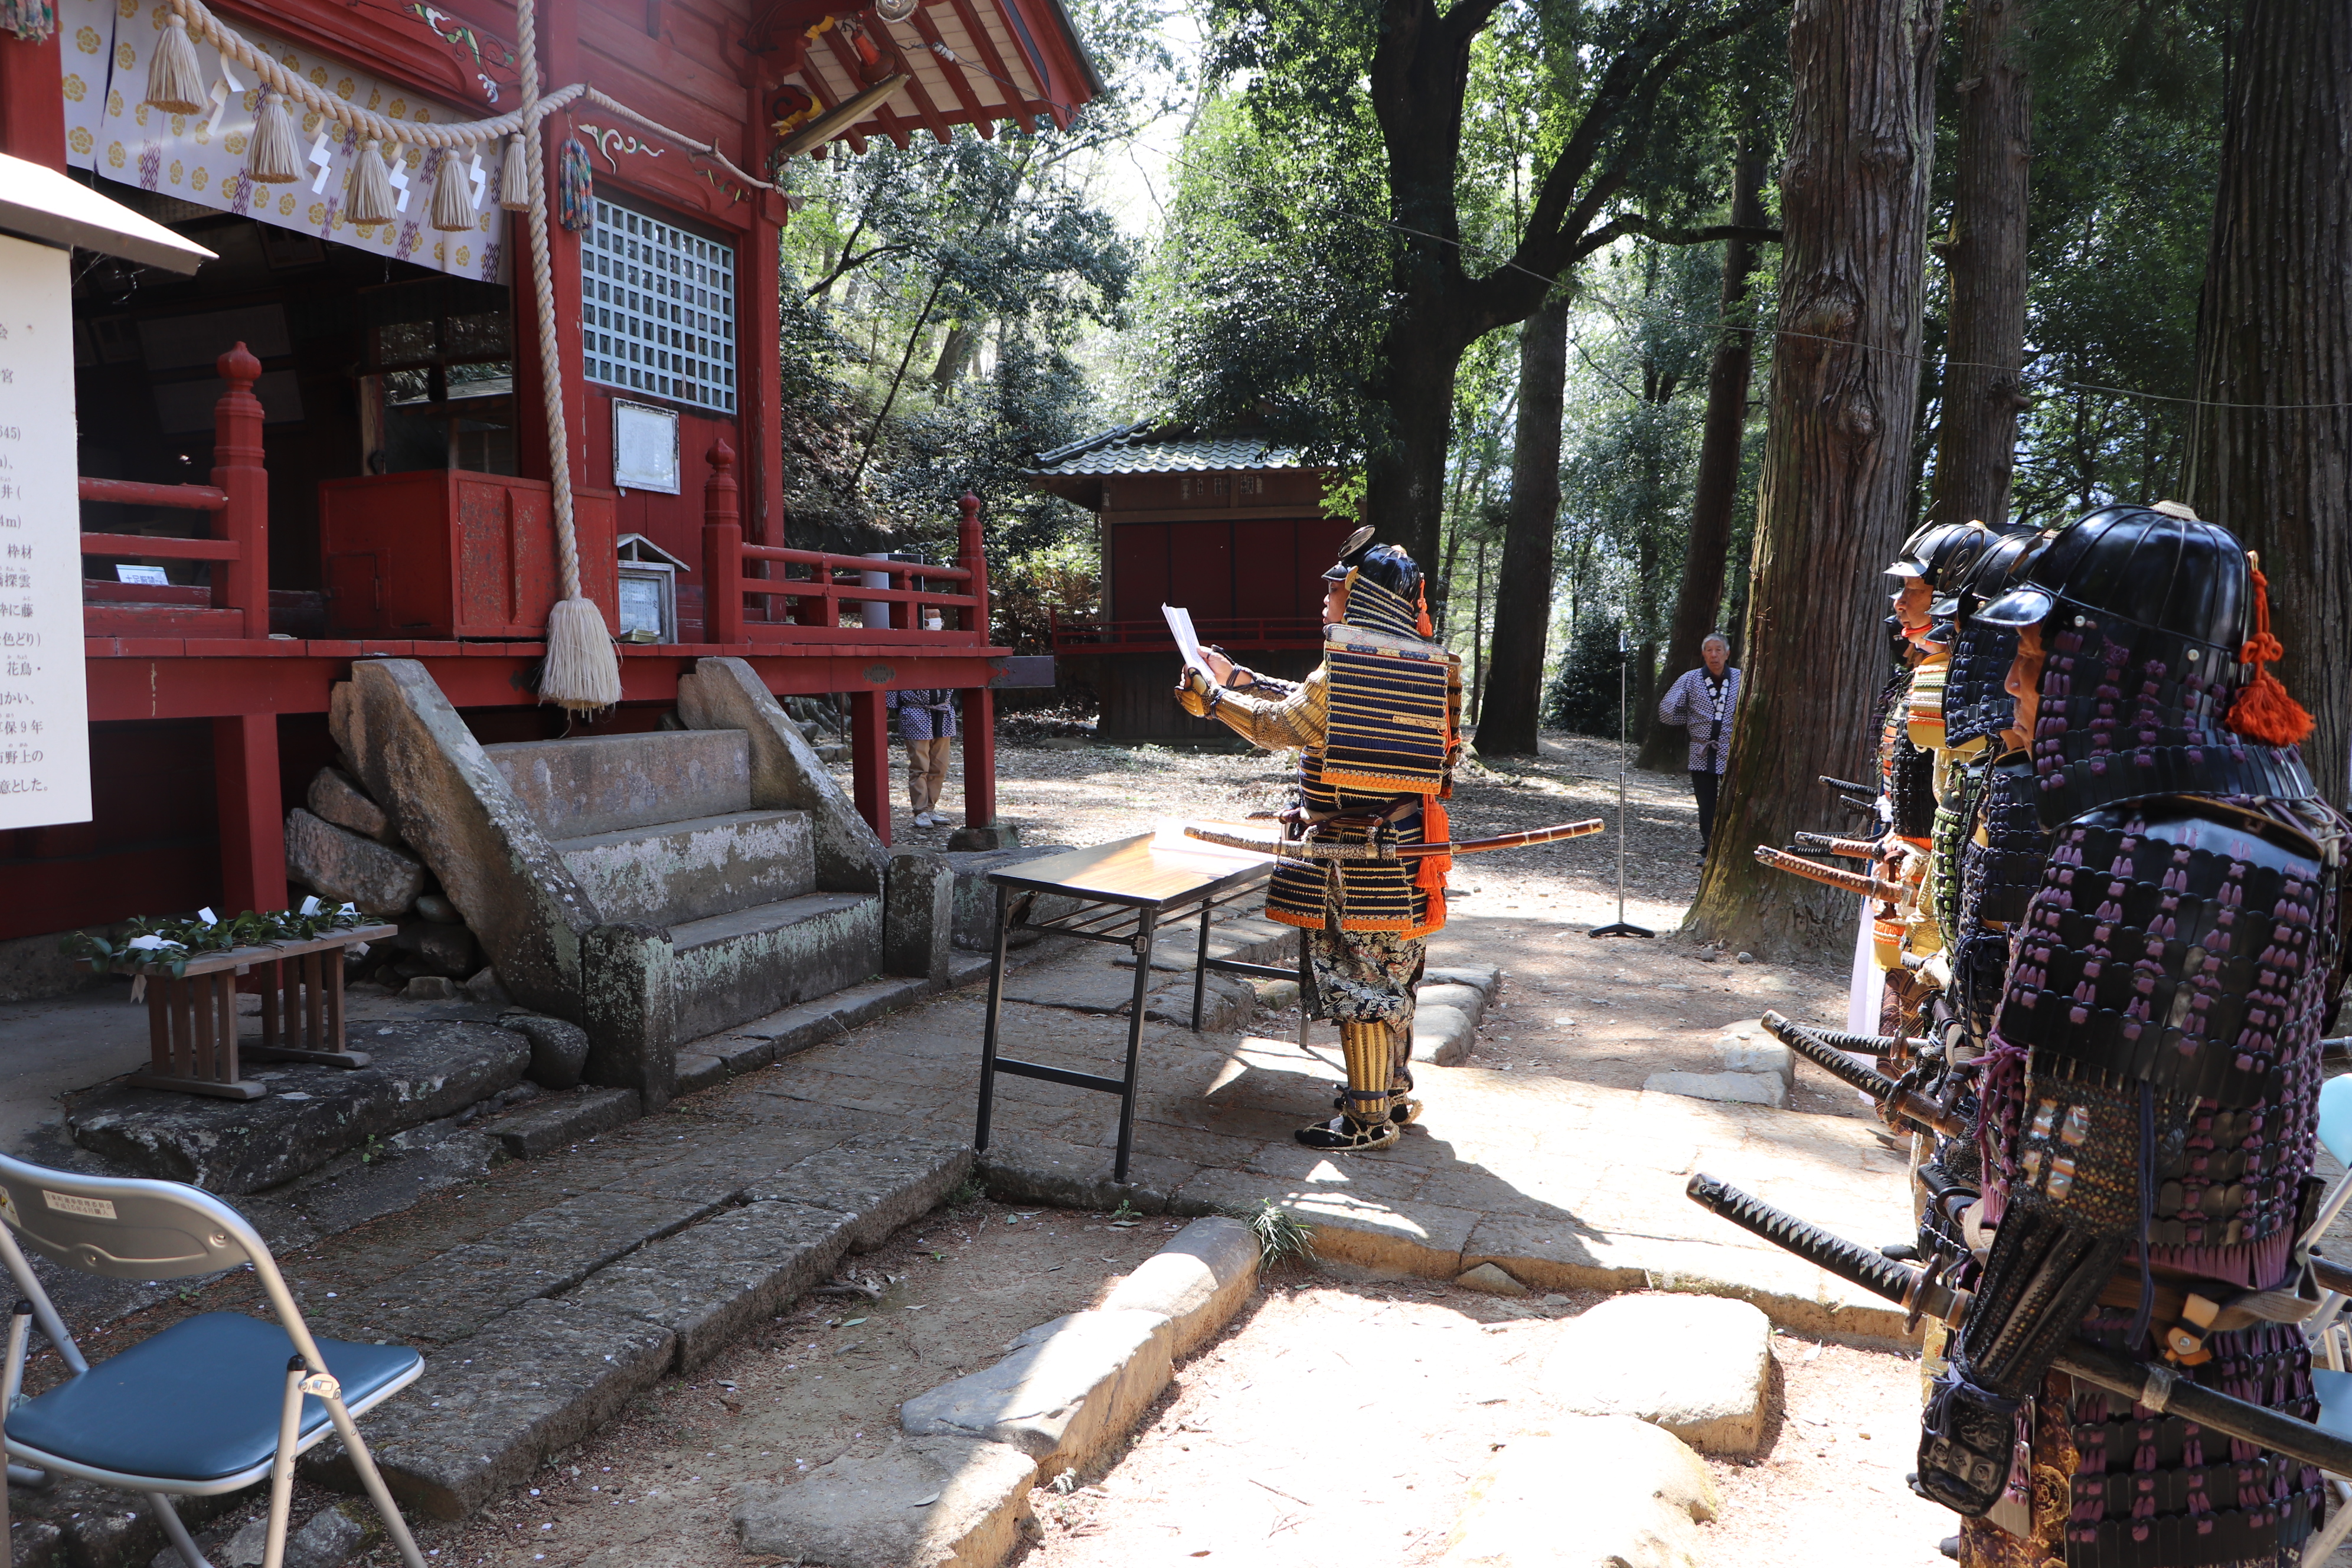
[1655,632,1739,858]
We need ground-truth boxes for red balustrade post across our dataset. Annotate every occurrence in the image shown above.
[850,688,890,847]
[956,492,997,832]
[214,713,286,914]
[703,437,744,645]
[211,343,269,640]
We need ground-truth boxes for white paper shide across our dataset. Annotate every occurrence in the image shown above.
[0,234,92,828]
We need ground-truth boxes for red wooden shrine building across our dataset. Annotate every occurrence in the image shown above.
[1032,423,1353,741]
[0,0,1097,962]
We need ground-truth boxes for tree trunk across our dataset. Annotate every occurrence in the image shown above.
[1929,0,2031,528]
[1688,0,1944,956]
[2184,0,2352,808]
[1476,293,1572,754]
[1638,142,1770,770]
[1366,318,1466,592]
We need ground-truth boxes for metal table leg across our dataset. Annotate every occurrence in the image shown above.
[1191,894,1214,1031]
[974,884,1011,1153]
[1115,908,1157,1183]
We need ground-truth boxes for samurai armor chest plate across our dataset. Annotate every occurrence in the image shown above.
[1319,623,1457,795]
[1263,763,1439,937]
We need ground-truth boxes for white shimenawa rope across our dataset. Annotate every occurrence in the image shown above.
[164,0,779,709]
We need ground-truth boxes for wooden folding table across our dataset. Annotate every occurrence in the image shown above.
[973,829,1294,1181]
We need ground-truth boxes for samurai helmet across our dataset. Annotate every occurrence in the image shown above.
[1941,529,2052,752]
[1325,525,1427,638]
[1886,519,2003,600]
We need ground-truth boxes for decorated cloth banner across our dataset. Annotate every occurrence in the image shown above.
[60,0,507,282]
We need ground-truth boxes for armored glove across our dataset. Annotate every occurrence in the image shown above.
[1174,667,1215,718]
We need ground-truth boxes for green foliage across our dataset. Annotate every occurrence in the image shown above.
[991,533,1102,654]
[1221,1198,1317,1270]
[1544,618,1631,739]
[63,903,373,979]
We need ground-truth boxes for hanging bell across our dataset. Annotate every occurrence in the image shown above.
[142,12,207,113]
[246,90,302,182]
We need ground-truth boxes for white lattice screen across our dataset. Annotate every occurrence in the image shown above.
[581,200,736,414]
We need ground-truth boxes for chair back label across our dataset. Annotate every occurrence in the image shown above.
[41,1191,115,1220]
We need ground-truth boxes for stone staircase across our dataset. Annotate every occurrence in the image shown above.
[484,729,880,1040]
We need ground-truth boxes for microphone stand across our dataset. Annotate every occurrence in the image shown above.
[1592,629,1654,939]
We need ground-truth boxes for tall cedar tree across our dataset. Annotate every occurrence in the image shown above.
[1639,138,1770,770]
[1209,0,1792,573]
[1929,0,2031,528]
[1475,293,1572,755]
[2184,0,2352,805]
[1689,0,1944,954]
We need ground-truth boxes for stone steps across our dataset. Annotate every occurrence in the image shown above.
[670,891,883,1040]
[553,808,815,926]
[485,729,756,838]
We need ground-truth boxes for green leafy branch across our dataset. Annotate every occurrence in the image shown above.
[62,901,374,979]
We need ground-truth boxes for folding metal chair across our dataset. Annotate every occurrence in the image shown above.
[0,1149,427,1568]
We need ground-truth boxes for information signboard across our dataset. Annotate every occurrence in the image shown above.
[0,234,92,828]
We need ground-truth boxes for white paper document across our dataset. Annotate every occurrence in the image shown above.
[1162,604,1220,685]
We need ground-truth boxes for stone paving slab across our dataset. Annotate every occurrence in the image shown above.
[747,1131,975,1250]
[566,1197,857,1370]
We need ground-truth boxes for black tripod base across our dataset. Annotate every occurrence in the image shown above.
[1590,922,1655,939]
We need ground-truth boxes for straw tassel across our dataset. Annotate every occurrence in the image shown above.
[558,136,594,231]
[246,90,301,181]
[142,12,207,113]
[541,597,622,711]
[2226,553,2314,746]
[499,133,531,210]
[430,146,477,231]
[348,138,395,226]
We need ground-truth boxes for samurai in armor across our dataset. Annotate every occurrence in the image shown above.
[1913,503,2348,1568]
[1175,527,1461,1154]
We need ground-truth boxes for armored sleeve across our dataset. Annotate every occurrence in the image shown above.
[1204,667,1327,752]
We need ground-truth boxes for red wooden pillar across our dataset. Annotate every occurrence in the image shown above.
[0,32,67,168]
[214,714,285,915]
[957,492,996,830]
[703,437,744,645]
[213,345,269,639]
[850,689,890,847]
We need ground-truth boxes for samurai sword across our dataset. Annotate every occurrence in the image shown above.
[1792,831,1880,860]
[1685,1173,2352,1481]
[1820,775,1875,798]
[1759,1010,1961,1136]
[1752,844,1912,903]
[1182,819,1604,862]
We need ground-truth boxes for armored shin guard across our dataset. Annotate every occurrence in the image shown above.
[1297,1021,1399,1151]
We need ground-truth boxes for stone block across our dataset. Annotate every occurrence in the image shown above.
[504,1013,591,1090]
[1715,1037,1794,1088]
[1099,1216,1259,1357]
[1439,1417,1718,1568]
[482,730,752,839]
[884,850,955,981]
[1417,981,1487,1020]
[677,658,888,894]
[1455,1262,1530,1297]
[400,975,457,1001]
[900,1309,1173,1477]
[945,824,1021,851]
[566,1198,856,1370]
[491,1086,641,1158]
[64,1021,528,1193]
[1423,963,1500,997]
[1142,972,1256,1033]
[393,916,476,976]
[1538,1295,1773,1455]
[555,809,815,927]
[307,766,390,842]
[731,1436,1037,1568]
[580,923,677,1112]
[668,893,882,1041]
[1412,1003,1476,1067]
[1642,1070,1787,1109]
[747,1131,974,1252]
[462,966,509,1005]
[674,1051,728,1095]
[285,809,425,917]
[305,1298,675,1520]
[416,892,460,923]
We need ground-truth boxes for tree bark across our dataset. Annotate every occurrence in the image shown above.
[2184,0,2352,808]
[1688,0,1944,956]
[1639,140,1770,770]
[1929,0,2032,528]
[1475,293,1572,754]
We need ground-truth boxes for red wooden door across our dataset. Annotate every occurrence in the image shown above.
[1166,521,1234,621]
[1110,524,1171,623]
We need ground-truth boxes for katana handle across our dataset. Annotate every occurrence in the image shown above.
[1685,1173,1967,1327]
[1752,845,1912,903]
[1687,1177,2352,1482]
[1759,1011,1963,1137]
[1820,775,1875,798]
[1792,831,1880,860]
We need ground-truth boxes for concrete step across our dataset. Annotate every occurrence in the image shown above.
[554,809,816,926]
[669,891,884,1040]
[484,729,753,838]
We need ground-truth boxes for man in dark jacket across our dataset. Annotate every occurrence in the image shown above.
[1654,633,1739,856]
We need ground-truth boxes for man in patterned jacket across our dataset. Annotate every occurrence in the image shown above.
[1656,632,1740,859]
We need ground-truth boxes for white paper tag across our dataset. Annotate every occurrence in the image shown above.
[41,1190,115,1220]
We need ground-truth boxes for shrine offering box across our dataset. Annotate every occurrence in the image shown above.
[319,471,619,639]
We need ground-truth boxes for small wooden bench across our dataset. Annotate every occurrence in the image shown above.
[113,925,399,1100]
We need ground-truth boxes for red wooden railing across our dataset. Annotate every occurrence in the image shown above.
[77,342,269,641]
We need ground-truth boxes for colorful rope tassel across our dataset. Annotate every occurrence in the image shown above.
[2226,553,2314,746]
[557,137,594,233]
[3,0,57,44]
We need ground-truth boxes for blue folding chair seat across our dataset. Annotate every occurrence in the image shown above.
[6,1314,420,1488]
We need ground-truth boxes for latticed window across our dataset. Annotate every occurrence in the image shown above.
[580,201,737,414]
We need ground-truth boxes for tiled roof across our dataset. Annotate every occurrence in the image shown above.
[1028,424,1309,476]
